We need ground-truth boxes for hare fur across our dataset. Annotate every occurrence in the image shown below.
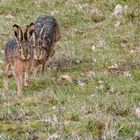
[3,23,34,97]
[32,15,61,74]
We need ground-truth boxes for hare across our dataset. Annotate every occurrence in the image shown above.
[3,23,35,97]
[32,15,61,74]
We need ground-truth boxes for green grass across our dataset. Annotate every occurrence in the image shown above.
[0,0,140,139]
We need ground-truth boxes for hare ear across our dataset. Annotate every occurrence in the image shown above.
[32,31,37,47]
[13,24,23,41]
[24,23,34,41]
[40,24,46,37]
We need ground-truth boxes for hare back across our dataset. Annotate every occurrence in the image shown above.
[35,16,57,34]
[4,38,19,63]
[35,15,60,43]
[4,38,33,63]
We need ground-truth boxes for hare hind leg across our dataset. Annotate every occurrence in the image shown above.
[54,24,61,42]
[50,49,55,58]
[14,61,23,97]
[3,63,10,93]
[41,48,55,73]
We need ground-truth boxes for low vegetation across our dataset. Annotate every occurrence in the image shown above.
[0,0,140,139]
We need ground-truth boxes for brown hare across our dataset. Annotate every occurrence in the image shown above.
[32,15,61,74]
[3,23,35,97]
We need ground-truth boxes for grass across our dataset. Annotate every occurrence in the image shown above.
[0,0,140,139]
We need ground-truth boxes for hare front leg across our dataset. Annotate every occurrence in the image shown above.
[3,63,10,93]
[24,70,30,87]
[50,49,55,58]
[14,61,23,97]
[41,61,46,73]
[32,60,39,76]
[46,48,55,62]
[41,48,55,73]
[15,74,23,97]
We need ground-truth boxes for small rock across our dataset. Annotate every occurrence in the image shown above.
[0,60,4,64]
[108,63,118,69]
[123,71,131,77]
[96,80,104,90]
[112,4,128,27]
[51,10,59,16]
[82,70,96,78]
[78,82,85,86]
[96,40,106,48]
[134,131,140,138]
[108,86,115,93]
[75,59,81,64]
[98,80,104,84]
[48,133,60,139]
[130,50,135,54]
[52,106,56,110]
[91,45,96,51]
[86,71,96,78]
[92,59,97,64]
[59,74,72,83]
[5,14,14,19]
[1,50,4,54]
[112,4,123,19]
[135,107,140,117]
[64,120,70,125]
[115,20,121,27]
[96,84,104,90]
[74,79,85,86]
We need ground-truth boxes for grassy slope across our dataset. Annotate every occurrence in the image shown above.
[0,0,140,139]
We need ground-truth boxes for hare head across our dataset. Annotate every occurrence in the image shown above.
[13,23,35,60]
[31,24,49,60]
[33,42,46,60]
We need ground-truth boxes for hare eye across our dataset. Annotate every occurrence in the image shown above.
[19,44,21,48]
[39,42,42,46]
